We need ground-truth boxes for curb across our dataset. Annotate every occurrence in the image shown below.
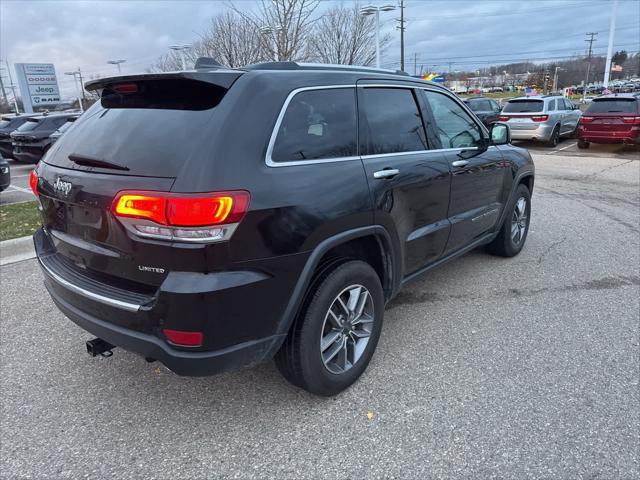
[0,235,35,266]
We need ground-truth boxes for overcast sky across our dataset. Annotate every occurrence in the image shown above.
[1,0,638,98]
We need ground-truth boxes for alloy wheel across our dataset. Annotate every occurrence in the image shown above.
[511,196,528,245]
[320,284,374,374]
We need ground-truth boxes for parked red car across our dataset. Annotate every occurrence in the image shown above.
[578,94,640,148]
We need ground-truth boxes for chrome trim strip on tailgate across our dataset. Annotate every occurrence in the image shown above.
[39,257,141,312]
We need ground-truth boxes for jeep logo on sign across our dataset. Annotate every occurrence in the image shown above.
[53,177,72,196]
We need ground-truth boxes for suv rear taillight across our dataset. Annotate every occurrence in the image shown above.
[580,116,594,123]
[29,170,39,197]
[112,190,250,243]
[530,115,549,122]
[622,116,640,124]
[499,115,510,121]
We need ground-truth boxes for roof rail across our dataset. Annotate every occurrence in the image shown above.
[244,61,410,76]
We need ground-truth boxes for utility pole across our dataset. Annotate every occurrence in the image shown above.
[397,0,406,72]
[413,53,417,76]
[543,67,550,95]
[603,0,618,87]
[583,32,597,103]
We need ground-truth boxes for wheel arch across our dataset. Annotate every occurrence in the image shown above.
[274,226,399,338]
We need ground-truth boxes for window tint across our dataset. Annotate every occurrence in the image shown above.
[360,88,428,155]
[503,100,544,113]
[424,90,483,149]
[271,88,357,162]
[547,99,556,111]
[586,98,638,114]
[466,99,492,112]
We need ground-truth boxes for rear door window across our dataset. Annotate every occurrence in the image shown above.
[586,98,638,114]
[360,87,428,155]
[271,88,357,162]
[503,100,544,113]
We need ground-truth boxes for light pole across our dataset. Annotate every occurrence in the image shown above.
[603,0,618,87]
[107,59,126,74]
[260,26,283,61]
[169,44,192,70]
[360,4,396,68]
[64,69,84,112]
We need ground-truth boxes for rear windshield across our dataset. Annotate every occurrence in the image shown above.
[503,100,544,113]
[586,98,638,114]
[466,99,492,111]
[0,119,11,128]
[44,79,229,177]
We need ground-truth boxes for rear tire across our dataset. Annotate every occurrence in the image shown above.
[546,125,560,147]
[487,183,531,257]
[275,260,384,396]
[577,139,590,149]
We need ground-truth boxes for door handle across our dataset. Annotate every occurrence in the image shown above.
[452,160,469,168]
[373,168,400,179]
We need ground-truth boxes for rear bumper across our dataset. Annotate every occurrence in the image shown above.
[34,228,299,376]
[47,288,284,376]
[578,129,639,144]
[509,123,554,141]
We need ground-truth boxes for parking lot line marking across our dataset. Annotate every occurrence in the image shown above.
[11,174,31,179]
[555,142,577,152]
[7,185,33,194]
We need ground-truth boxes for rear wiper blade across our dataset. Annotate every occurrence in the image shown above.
[68,153,129,171]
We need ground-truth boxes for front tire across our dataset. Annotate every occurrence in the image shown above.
[488,183,531,257]
[275,260,384,396]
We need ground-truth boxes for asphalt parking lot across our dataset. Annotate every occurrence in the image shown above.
[0,160,34,205]
[1,146,638,479]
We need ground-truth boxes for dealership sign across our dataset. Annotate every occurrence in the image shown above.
[14,63,61,112]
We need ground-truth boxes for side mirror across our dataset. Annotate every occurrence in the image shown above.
[490,122,510,145]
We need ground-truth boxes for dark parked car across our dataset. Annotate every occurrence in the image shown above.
[578,94,640,148]
[0,113,41,159]
[32,60,534,395]
[0,155,10,192]
[11,113,78,164]
[49,115,79,145]
[463,96,501,126]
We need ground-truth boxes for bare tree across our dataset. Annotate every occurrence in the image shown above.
[231,0,320,62]
[306,3,390,66]
[200,11,269,67]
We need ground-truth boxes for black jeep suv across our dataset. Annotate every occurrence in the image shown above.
[11,113,79,164]
[32,61,534,396]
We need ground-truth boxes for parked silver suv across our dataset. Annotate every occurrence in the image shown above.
[499,95,582,147]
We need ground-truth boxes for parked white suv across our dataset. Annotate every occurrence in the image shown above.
[499,96,582,147]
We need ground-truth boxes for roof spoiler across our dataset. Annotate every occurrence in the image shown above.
[85,70,243,92]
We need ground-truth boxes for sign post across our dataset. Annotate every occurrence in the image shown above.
[14,63,61,113]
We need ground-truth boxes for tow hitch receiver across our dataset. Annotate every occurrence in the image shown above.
[86,338,115,357]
